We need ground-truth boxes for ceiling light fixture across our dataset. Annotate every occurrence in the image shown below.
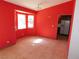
[36,0,50,10]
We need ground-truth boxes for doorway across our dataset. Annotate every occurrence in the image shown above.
[57,15,72,40]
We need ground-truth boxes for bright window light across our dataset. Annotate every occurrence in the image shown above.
[28,15,34,28]
[32,39,43,44]
[17,14,26,29]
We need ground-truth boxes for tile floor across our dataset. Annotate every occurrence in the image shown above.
[0,36,68,59]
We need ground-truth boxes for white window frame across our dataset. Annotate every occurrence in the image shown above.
[28,15,34,28]
[17,13,26,29]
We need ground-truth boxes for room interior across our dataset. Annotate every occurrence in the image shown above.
[0,0,75,59]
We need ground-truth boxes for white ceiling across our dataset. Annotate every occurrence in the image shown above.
[4,0,71,11]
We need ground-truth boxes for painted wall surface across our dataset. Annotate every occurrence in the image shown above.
[0,1,37,48]
[36,1,74,39]
[0,1,16,48]
[67,0,76,48]
[68,0,79,59]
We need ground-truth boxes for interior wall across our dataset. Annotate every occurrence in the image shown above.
[68,0,79,59]
[67,0,76,48]
[0,1,16,48]
[36,1,74,39]
[0,1,37,48]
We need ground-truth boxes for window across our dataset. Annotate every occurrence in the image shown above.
[16,10,34,29]
[17,14,26,29]
[28,15,34,28]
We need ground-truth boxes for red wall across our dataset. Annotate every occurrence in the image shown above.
[0,1,37,48]
[36,1,74,39]
[0,1,16,48]
[68,0,76,48]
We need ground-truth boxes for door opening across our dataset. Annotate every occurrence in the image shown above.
[57,15,72,40]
